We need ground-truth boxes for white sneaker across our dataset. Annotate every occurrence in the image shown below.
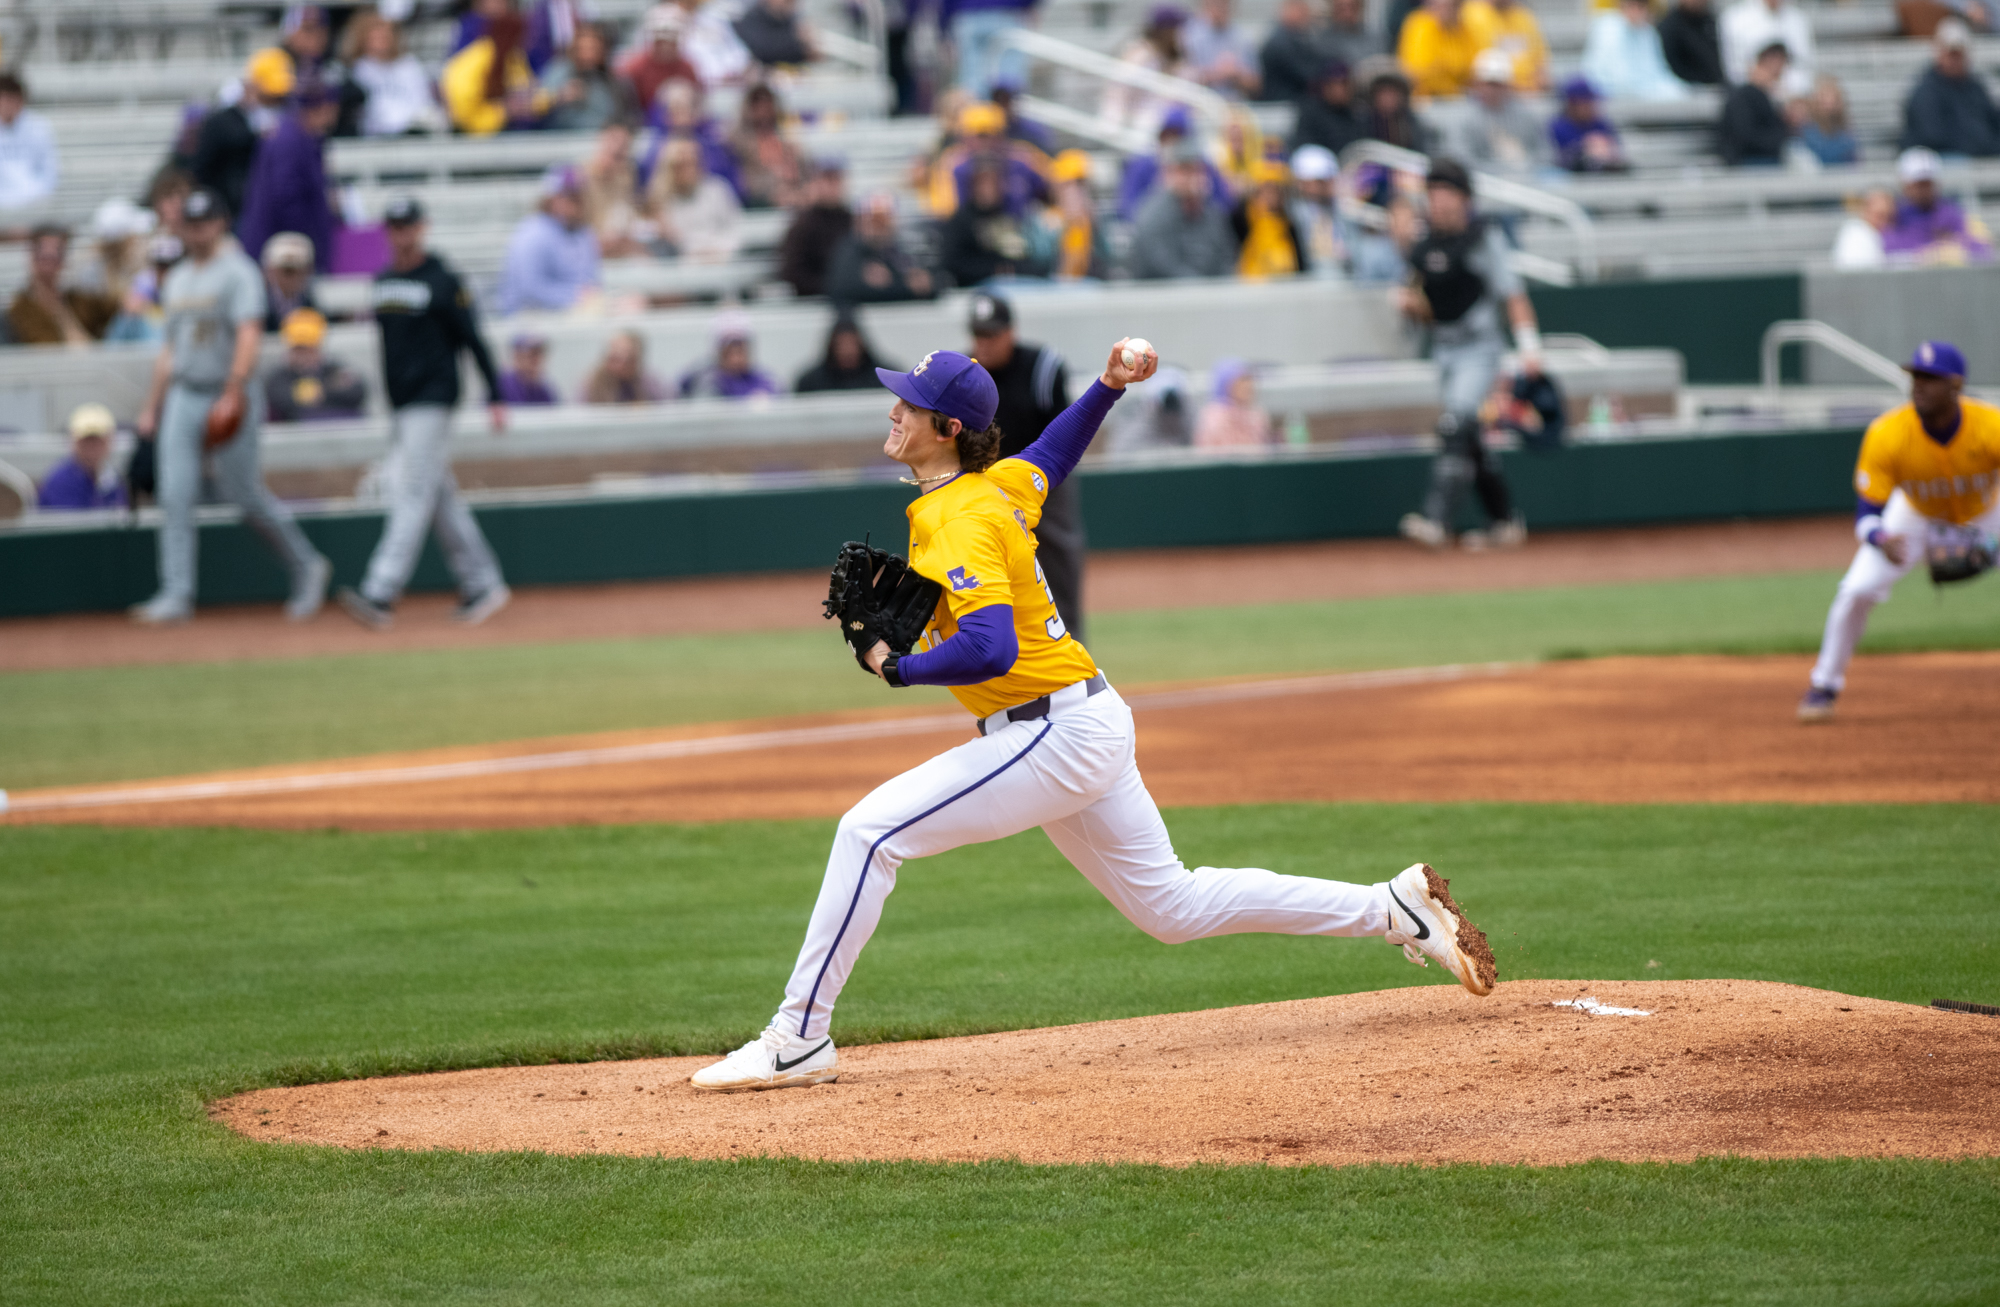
[1383,863,1497,997]
[1399,512,1447,549]
[452,583,511,626]
[690,1024,839,1093]
[286,554,332,623]
[129,594,191,626]
[1489,514,1528,549]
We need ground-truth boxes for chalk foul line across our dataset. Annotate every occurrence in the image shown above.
[4,662,1516,814]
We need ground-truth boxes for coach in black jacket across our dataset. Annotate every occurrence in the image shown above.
[967,292,1089,645]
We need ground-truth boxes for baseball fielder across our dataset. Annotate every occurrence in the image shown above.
[691,338,1497,1093]
[129,188,330,626]
[1799,340,2000,721]
[337,197,511,630]
[1396,157,1537,552]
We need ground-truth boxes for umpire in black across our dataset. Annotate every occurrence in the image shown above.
[967,293,1088,642]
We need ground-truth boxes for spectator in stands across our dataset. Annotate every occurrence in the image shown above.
[1130,140,1237,279]
[1211,107,1273,194]
[1483,0,1548,90]
[1042,149,1113,279]
[1194,359,1276,446]
[645,78,745,202]
[583,330,668,403]
[1886,146,1994,260]
[37,404,127,511]
[260,233,319,332]
[347,10,444,136]
[542,22,630,132]
[1551,76,1630,171]
[730,82,805,209]
[1260,0,1331,103]
[499,331,561,404]
[680,308,782,397]
[1103,8,1195,134]
[443,5,551,134]
[86,199,155,299]
[648,135,744,261]
[734,0,816,66]
[580,122,652,257]
[1327,0,1389,71]
[673,0,757,86]
[1452,48,1551,171]
[828,192,938,303]
[795,311,887,391]
[194,50,292,221]
[951,0,1039,99]
[1287,144,1344,275]
[1347,169,1422,281]
[264,308,368,422]
[778,159,853,297]
[1800,74,1859,164]
[1720,0,1814,98]
[1396,0,1495,99]
[1902,19,2000,156]
[940,157,1049,285]
[1361,61,1430,150]
[7,225,117,346]
[146,167,194,236]
[1185,0,1263,98]
[1119,106,1222,219]
[1719,41,1792,165]
[621,5,702,110]
[498,165,603,315]
[106,233,182,344]
[276,4,335,82]
[237,81,340,270]
[1658,0,1725,85]
[1831,187,1896,267]
[1292,60,1367,153]
[527,0,592,70]
[988,71,1058,154]
[0,72,56,211]
[1583,0,1692,102]
[1231,158,1307,278]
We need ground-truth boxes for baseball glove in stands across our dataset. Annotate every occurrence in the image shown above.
[824,540,942,671]
[203,390,245,449]
[1926,527,1998,585]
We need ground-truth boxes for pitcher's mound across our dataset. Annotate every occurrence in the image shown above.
[213,980,2000,1167]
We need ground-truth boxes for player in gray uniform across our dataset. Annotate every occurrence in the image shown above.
[1395,158,1542,551]
[130,189,329,625]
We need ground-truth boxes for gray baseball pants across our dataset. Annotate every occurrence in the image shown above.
[1421,336,1513,529]
[153,381,319,607]
[359,404,504,606]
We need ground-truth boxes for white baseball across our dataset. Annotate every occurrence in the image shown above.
[1122,338,1154,369]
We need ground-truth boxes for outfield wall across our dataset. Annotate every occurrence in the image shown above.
[0,426,1863,619]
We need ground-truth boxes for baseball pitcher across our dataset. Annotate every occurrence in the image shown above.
[691,338,1497,1093]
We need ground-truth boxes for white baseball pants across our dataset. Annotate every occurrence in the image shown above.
[359,404,505,606]
[776,683,1392,1041]
[1810,490,2000,691]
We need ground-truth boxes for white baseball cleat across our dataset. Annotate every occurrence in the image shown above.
[453,584,511,626]
[1398,512,1448,549]
[1384,863,1497,997]
[690,1025,840,1093]
[286,554,332,623]
[129,594,192,626]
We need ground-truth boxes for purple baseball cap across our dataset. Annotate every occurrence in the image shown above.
[1906,340,1966,378]
[877,349,998,431]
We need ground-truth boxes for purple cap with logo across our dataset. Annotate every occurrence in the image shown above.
[1906,340,1966,378]
[876,349,998,431]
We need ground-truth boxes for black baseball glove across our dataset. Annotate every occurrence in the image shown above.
[823,540,943,672]
[1927,527,1997,585]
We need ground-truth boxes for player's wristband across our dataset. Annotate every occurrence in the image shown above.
[1857,513,1886,547]
[880,652,907,688]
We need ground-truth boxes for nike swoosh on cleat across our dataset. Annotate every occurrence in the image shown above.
[773,1038,831,1073]
[1386,884,1430,940]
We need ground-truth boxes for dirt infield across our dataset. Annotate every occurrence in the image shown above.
[0,516,1859,673]
[8,651,1997,828]
[211,980,2000,1167]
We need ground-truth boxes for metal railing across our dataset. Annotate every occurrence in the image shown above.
[996,26,1233,128]
[1340,140,1601,282]
[1759,320,1908,395]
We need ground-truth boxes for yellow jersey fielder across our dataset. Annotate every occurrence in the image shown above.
[691,339,1497,1093]
[1800,340,2000,721]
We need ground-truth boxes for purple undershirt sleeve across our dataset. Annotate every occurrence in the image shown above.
[1855,496,1886,521]
[897,605,1019,685]
[1017,380,1122,489]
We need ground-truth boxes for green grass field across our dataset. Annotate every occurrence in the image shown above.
[7,568,2000,790]
[3,806,1998,1304]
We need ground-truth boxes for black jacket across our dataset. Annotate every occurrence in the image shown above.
[939,202,1046,287]
[1903,67,2000,157]
[192,105,258,221]
[778,203,853,298]
[826,235,936,305]
[986,343,1070,457]
[1718,83,1788,165]
[1292,93,1366,153]
[1656,5,1723,85]
[1258,25,1326,103]
[733,4,812,64]
[370,253,501,410]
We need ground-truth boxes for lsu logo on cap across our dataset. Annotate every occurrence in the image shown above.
[913,351,937,375]
[947,566,980,592]
[1919,343,1935,367]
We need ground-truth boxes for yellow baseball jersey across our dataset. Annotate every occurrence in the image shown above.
[1854,398,2000,525]
[906,457,1098,719]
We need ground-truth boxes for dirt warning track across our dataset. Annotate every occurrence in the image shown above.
[9,651,1999,828]
[211,980,2000,1167]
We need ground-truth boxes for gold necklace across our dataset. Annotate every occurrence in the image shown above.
[898,470,958,485]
